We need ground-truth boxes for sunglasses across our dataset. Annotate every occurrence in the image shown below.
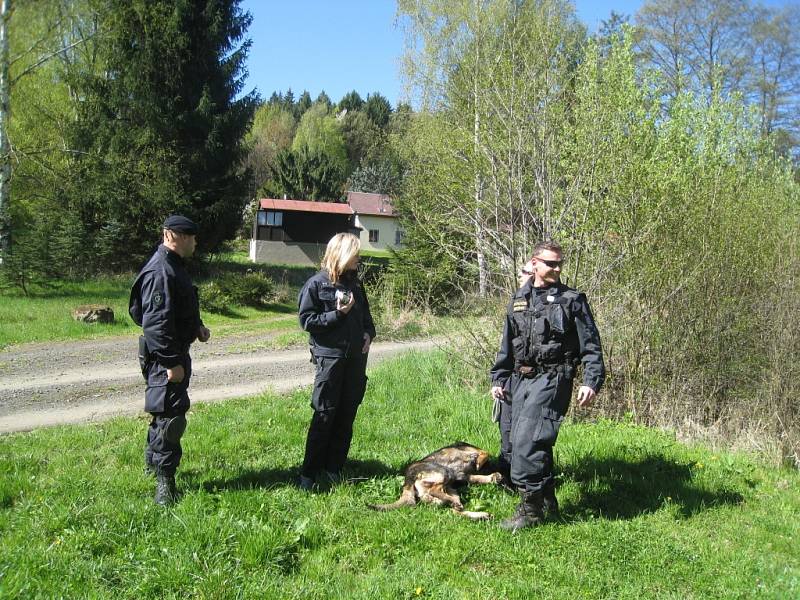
[534,258,563,269]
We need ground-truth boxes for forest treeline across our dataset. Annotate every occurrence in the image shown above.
[0,1,798,458]
[244,89,409,204]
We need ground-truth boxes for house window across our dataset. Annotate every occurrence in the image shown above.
[266,210,283,226]
[395,229,404,245]
[257,210,268,226]
[368,229,379,243]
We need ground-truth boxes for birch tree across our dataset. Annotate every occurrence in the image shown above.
[0,0,99,265]
[397,0,586,295]
[0,0,10,257]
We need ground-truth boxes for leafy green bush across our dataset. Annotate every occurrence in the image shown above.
[198,281,231,313]
[218,272,275,306]
[199,272,276,312]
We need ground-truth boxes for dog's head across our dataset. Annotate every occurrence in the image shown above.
[451,442,490,470]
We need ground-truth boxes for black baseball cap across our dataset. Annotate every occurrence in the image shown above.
[163,215,199,235]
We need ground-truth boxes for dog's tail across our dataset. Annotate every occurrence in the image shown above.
[368,485,417,511]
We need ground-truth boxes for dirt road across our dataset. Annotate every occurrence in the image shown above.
[0,332,440,434]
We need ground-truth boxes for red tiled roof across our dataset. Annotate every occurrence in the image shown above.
[346,191,395,217]
[259,198,354,214]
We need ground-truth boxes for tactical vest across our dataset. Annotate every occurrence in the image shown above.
[510,287,580,369]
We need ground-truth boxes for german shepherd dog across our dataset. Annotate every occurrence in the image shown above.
[369,442,503,520]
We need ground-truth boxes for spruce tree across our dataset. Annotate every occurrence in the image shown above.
[65,0,257,266]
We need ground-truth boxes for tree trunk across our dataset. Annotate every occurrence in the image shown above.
[473,7,486,297]
[0,0,10,258]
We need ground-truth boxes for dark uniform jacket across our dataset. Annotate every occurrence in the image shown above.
[298,270,376,358]
[490,281,605,392]
[129,244,203,368]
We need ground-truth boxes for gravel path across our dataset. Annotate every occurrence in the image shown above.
[0,332,440,434]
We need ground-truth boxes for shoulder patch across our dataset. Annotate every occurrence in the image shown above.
[152,290,164,307]
[513,300,527,312]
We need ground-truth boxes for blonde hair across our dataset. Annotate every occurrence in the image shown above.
[321,233,361,283]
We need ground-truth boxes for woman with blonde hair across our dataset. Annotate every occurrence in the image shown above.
[296,233,376,490]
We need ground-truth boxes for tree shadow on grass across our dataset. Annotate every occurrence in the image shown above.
[185,458,396,493]
[559,455,747,522]
[8,284,132,300]
[202,302,294,319]
[258,302,295,314]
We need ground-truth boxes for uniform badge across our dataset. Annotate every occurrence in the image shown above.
[546,295,555,303]
[152,291,164,307]
[513,300,527,312]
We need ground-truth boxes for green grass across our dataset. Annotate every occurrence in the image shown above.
[0,281,298,349]
[1,351,798,598]
[0,258,450,349]
[0,267,302,349]
[0,275,140,348]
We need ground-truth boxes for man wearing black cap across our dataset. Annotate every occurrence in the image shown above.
[129,215,211,505]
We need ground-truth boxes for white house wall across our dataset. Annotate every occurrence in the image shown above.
[355,215,400,252]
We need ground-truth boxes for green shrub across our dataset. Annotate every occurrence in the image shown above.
[198,281,231,313]
[199,272,276,312]
[218,272,275,306]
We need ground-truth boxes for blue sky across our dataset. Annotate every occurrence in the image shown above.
[240,0,790,108]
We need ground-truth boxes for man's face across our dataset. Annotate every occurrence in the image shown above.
[167,231,196,258]
[531,249,563,287]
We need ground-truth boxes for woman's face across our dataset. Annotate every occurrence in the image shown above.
[344,253,360,272]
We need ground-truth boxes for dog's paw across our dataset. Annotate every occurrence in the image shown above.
[490,472,504,484]
[452,501,464,511]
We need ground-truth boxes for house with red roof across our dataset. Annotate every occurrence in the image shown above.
[250,192,402,265]
[250,198,358,265]
[346,191,402,254]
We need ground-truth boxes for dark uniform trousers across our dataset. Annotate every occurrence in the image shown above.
[510,370,572,493]
[144,355,192,476]
[498,397,513,475]
[302,352,368,476]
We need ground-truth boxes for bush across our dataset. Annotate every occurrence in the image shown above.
[198,272,276,313]
[219,272,275,306]
[198,281,231,313]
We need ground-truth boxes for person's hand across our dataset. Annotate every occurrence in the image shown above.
[167,364,185,383]
[362,333,372,354]
[337,292,356,314]
[197,326,211,343]
[577,385,596,407]
[490,386,506,400]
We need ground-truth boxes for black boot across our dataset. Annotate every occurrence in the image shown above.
[500,491,544,532]
[154,473,177,506]
[542,483,560,518]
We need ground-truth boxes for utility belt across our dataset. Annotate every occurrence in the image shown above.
[516,359,577,379]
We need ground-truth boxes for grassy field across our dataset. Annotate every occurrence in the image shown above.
[0,265,304,350]
[1,350,798,598]
[0,258,453,350]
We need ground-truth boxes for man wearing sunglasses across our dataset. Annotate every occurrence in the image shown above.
[490,241,605,531]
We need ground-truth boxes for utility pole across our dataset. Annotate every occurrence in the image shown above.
[0,0,11,261]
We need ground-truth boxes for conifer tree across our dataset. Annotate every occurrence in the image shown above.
[65,0,257,264]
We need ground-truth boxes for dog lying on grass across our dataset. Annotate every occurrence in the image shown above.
[369,442,503,520]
